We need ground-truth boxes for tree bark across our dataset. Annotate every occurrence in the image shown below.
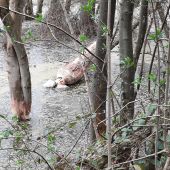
[134,0,148,66]
[65,0,71,14]
[25,0,34,20]
[42,0,70,39]
[157,2,169,38]
[36,0,43,15]
[90,0,115,141]
[0,0,32,121]
[78,0,96,37]
[119,0,134,125]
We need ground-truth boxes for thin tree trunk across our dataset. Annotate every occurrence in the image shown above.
[25,0,34,20]
[157,2,169,38]
[65,0,71,14]
[42,0,70,39]
[0,0,31,121]
[78,0,96,37]
[91,0,115,141]
[91,0,108,140]
[119,0,134,125]
[134,0,148,66]
[106,0,114,168]
[36,0,43,15]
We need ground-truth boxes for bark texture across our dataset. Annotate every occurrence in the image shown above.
[0,0,31,120]
[157,2,169,38]
[91,0,108,139]
[65,0,71,14]
[25,0,33,19]
[42,0,70,39]
[36,0,43,15]
[119,0,134,125]
[134,0,148,66]
[78,0,96,37]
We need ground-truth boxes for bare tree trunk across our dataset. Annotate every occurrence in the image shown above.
[0,0,32,121]
[118,1,134,168]
[78,0,96,37]
[36,0,43,15]
[25,0,34,20]
[157,2,169,38]
[90,0,115,141]
[42,0,70,39]
[119,0,134,125]
[65,0,71,14]
[134,0,148,66]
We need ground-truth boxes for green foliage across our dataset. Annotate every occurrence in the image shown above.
[35,13,44,22]
[14,131,23,143]
[79,34,88,43]
[112,116,120,125]
[16,159,25,166]
[22,29,33,43]
[148,29,162,41]
[89,64,97,72]
[12,115,19,122]
[132,77,141,86]
[120,57,135,68]
[133,117,146,131]
[81,0,96,14]
[3,25,11,32]
[47,134,56,145]
[133,164,145,170]
[68,121,77,128]
[76,166,81,170]
[148,73,157,82]
[114,128,132,144]
[47,134,56,152]
[101,23,108,36]
[146,104,157,115]
[0,129,13,139]
[160,79,166,86]
[80,46,85,53]
[0,114,7,119]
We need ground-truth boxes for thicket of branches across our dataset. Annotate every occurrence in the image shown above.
[0,0,170,170]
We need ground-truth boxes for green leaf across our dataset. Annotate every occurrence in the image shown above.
[4,25,11,32]
[133,118,146,130]
[133,164,145,170]
[101,23,108,36]
[79,34,88,43]
[0,114,7,119]
[14,131,22,143]
[22,29,33,43]
[76,166,81,170]
[148,29,162,41]
[80,46,85,53]
[120,57,134,68]
[160,79,166,86]
[76,115,81,121]
[89,64,97,72]
[47,134,56,144]
[147,104,157,115]
[132,77,141,86]
[12,115,19,122]
[16,160,25,166]
[0,129,13,139]
[47,144,55,152]
[35,13,43,22]
[68,121,77,128]
[81,0,96,14]
[148,73,157,82]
